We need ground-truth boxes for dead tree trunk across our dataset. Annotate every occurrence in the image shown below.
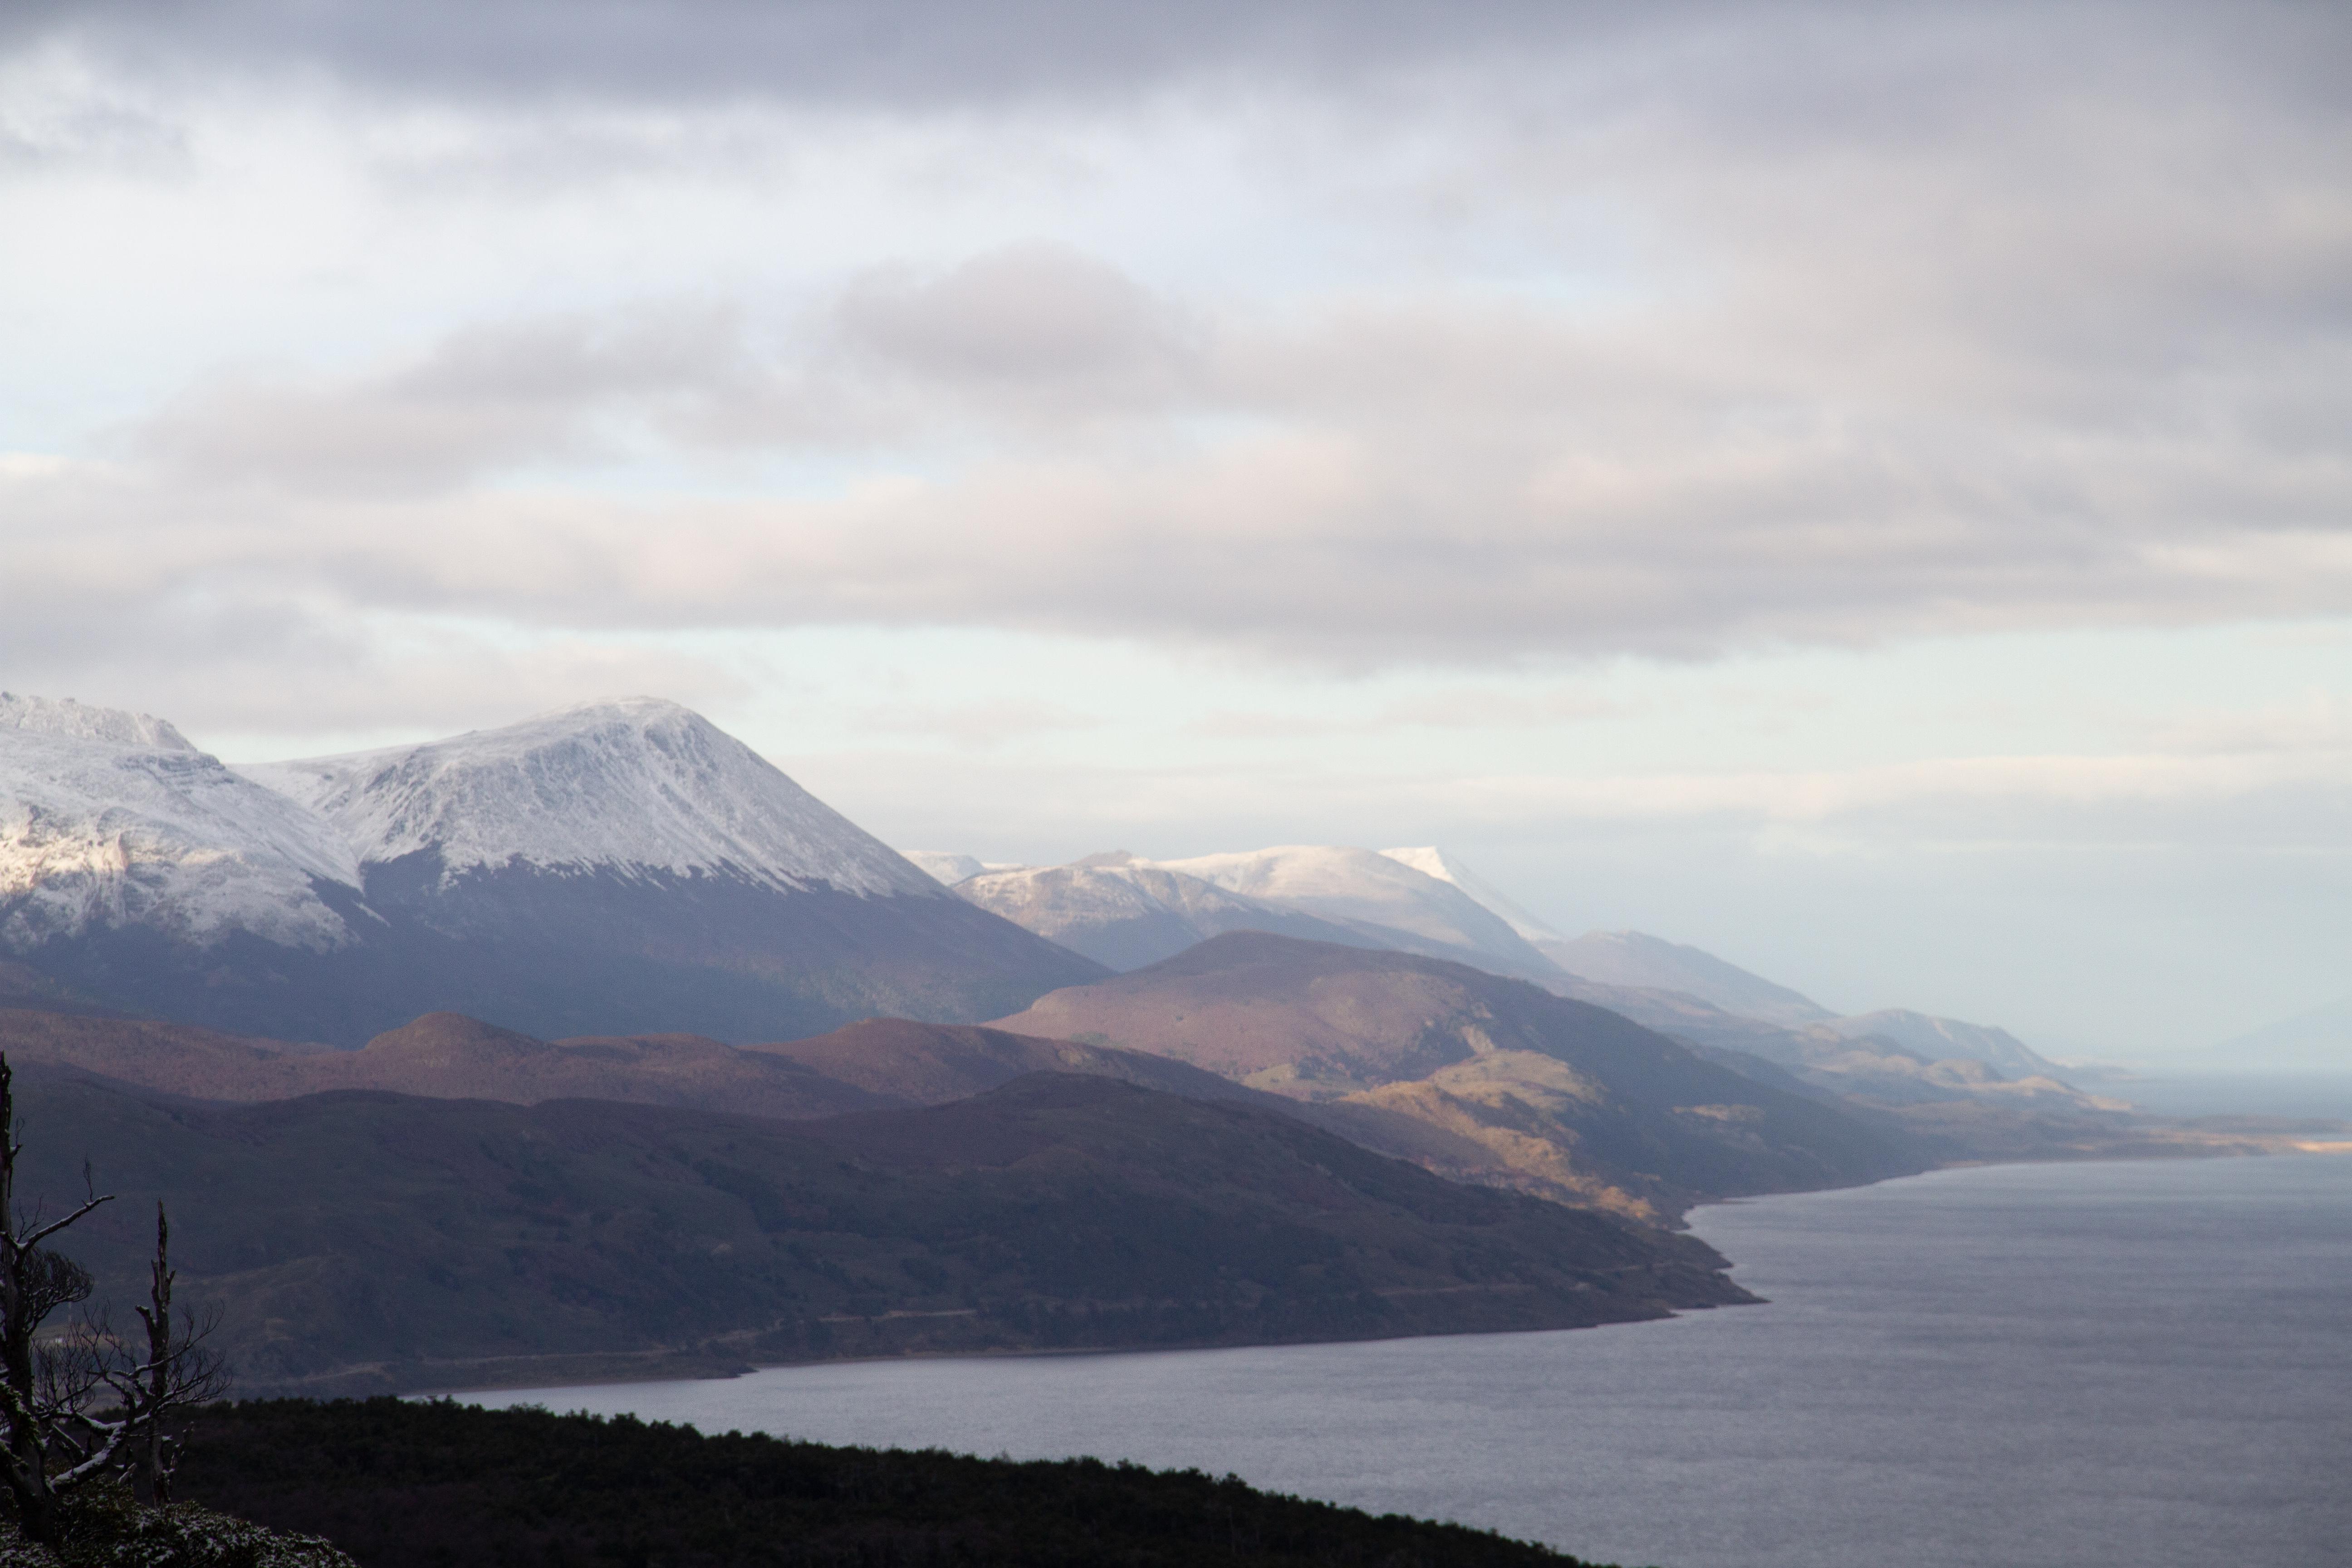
[127,1204,214,1504]
[0,1053,108,1543]
[0,1055,224,1542]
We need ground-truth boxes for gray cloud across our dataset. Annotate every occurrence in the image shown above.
[837,244,1196,397]
[5,1,2348,680]
[1,0,1685,109]
[17,194,2352,669]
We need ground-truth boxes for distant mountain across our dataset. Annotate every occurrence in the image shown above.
[995,931,1924,1220]
[902,850,988,883]
[1826,1009,2065,1081]
[1537,977,2101,1112]
[1395,853,2075,1092]
[901,851,1027,885]
[1377,846,1565,941]
[14,1063,1754,1396]
[1539,931,1836,1029]
[2213,993,2352,1072]
[949,844,1567,981]
[948,853,1383,971]
[2,696,1103,1043]
[1153,845,1563,980]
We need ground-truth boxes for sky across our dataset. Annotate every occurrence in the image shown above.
[2,1,2347,1066]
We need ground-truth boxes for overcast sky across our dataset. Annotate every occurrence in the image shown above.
[4,1,2347,1064]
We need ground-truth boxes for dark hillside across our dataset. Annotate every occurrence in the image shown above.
[12,1063,1751,1396]
[177,1398,1602,1568]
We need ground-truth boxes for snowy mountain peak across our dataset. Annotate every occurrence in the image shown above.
[0,692,196,752]
[1150,844,1560,977]
[1378,847,1563,942]
[0,696,359,951]
[245,697,939,899]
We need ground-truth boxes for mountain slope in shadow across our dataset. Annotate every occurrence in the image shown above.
[10,1063,1754,1397]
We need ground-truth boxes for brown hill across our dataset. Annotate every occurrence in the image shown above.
[748,1016,1317,1107]
[0,1008,883,1121]
[994,931,1927,1220]
[10,1063,1754,1396]
[0,1009,335,1097]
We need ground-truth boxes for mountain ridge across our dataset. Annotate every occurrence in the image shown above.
[2,696,1103,1043]
[994,930,1927,1220]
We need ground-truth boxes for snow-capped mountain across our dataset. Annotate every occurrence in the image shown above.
[1152,844,1562,980]
[1377,846,1564,943]
[936,844,1565,980]
[950,852,1377,971]
[1,693,360,952]
[246,697,934,899]
[2,696,1102,1043]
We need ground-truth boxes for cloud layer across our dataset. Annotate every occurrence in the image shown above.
[6,4,2348,705]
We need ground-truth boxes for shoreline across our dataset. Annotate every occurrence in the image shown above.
[397,1141,2352,1405]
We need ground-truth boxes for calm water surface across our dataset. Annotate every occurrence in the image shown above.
[463,1156,2352,1568]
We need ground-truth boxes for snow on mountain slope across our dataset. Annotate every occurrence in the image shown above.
[1,695,361,950]
[1378,847,1563,942]
[245,697,937,898]
[1151,845,1562,979]
[1,693,197,752]
[953,862,1202,971]
[1539,930,1836,1029]
[902,852,1028,886]
[951,852,1375,971]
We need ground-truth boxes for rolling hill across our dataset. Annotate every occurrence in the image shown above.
[993,931,1925,1220]
[10,1062,1754,1397]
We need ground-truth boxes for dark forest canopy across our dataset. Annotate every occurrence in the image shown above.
[178,1397,1607,1568]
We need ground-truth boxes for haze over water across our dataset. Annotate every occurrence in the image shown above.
[469,1155,2352,1568]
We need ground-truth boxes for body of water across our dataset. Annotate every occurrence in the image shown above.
[462,1155,2352,1568]
[2108,1072,2352,1121]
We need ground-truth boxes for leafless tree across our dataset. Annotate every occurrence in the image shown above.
[0,1054,226,1543]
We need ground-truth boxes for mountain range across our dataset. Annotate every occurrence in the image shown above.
[993,931,1926,1221]
[0,694,1102,1044]
[0,686,2283,1398]
[921,839,2084,1107]
[2214,992,2352,1071]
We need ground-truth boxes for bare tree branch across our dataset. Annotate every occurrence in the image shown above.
[0,1055,231,1542]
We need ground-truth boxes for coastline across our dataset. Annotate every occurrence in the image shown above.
[402,1137,2352,1403]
